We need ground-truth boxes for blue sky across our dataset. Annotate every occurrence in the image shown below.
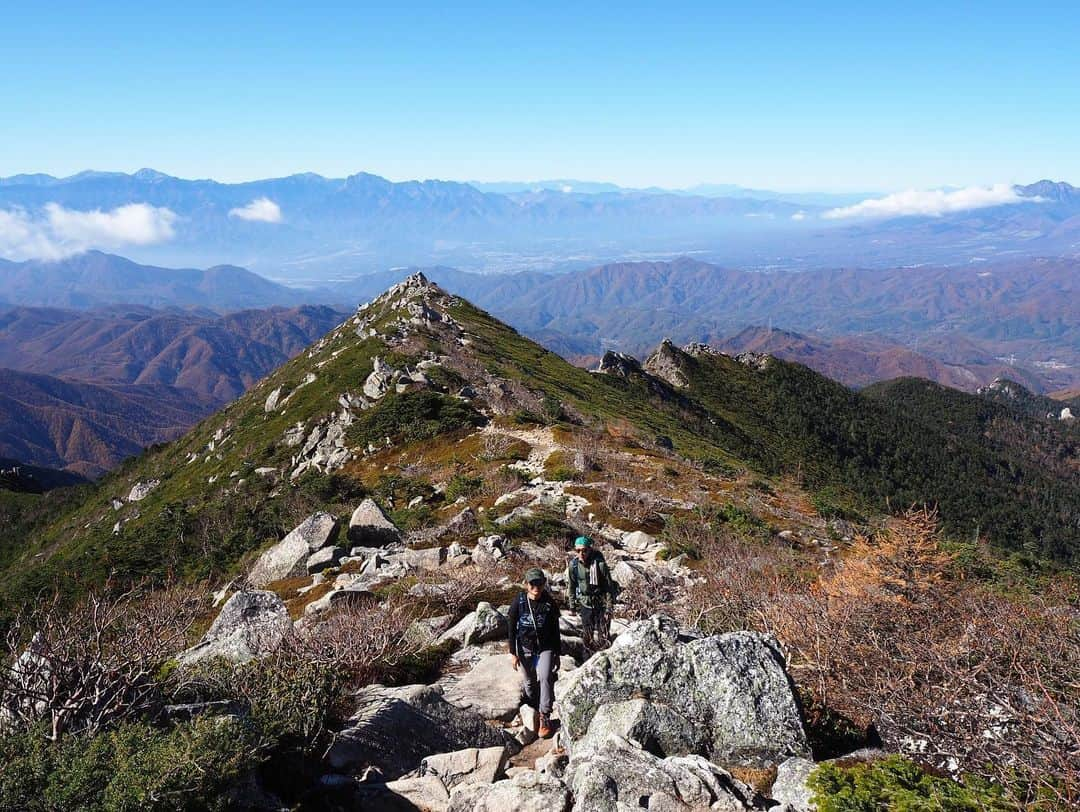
[4,2,1078,190]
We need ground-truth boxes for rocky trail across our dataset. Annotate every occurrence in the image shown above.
[173,486,835,811]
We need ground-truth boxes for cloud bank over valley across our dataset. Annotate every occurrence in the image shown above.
[0,202,177,260]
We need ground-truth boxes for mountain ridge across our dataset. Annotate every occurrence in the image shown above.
[1,273,1075,622]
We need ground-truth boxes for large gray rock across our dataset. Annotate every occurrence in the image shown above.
[178,591,291,666]
[770,757,817,812]
[356,776,450,811]
[307,545,346,574]
[471,535,506,566]
[348,498,401,547]
[403,546,447,571]
[447,770,570,812]
[327,684,514,779]
[248,511,339,586]
[609,559,646,589]
[557,615,808,767]
[443,654,522,721]
[421,746,509,790]
[621,530,658,554]
[565,734,758,812]
[575,698,700,760]
[438,602,507,647]
[127,479,160,502]
[363,357,396,400]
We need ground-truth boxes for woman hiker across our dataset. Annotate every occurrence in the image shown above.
[507,567,561,738]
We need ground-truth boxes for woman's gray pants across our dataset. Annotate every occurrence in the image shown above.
[520,650,555,714]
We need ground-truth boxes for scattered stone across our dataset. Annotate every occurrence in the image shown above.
[264,386,283,412]
[178,591,291,666]
[403,546,447,571]
[348,498,401,547]
[363,357,396,400]
[356,776,450,811]
[127,479,160,502]
[283,423,306,447]
[769,757,816,812]
[447,770,570,812]
[438,602,507,647]
[421,746,509,789]
[620,530,656,554]
[519,704,538,734]
[327,684,514,779]
[610,559,646,589]
[471,535,506,566]
[443,654,523,722]
[307,546,346,574]
[248,512,339,587]
[565,734,758,812]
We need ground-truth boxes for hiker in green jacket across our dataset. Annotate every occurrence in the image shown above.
[566,536,618,651]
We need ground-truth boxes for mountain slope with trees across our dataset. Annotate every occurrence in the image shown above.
[0,274,1075,809]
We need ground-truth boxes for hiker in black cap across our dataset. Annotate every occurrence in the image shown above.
[507,566,561,738]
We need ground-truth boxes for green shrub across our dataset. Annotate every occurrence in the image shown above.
[810,486,866,523]
[347,391,485,448]
[444,474,482,502]
[495,509,575,545]
[540,393,565,422]
[390,504,435,531]
[297,472,367,506]
[0,718,260,812]
[510,409,545,426]
[808,755,1013,812]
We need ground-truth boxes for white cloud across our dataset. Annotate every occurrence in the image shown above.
[0,203,178,261]
[791,211,807,221]
[228,197,282,223]
[823,183,1037,220]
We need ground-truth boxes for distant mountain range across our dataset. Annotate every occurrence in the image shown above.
[0,251,316,310]
[339,258,1080,392]
[2,170,1077,279]
[1,252,1075,394]
[0,369,219,479]
[0,304,345,474]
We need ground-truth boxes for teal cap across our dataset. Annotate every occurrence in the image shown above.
[574,536,593,548]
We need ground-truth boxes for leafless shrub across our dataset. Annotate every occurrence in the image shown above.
[409,562,519,619]
[685,508,1080,806]
[480,465,526,501]
[604,485,661,526]
[1,584,204,740]
[481,432,517,461]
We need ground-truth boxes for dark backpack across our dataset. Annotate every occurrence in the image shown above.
[515,593,553,656]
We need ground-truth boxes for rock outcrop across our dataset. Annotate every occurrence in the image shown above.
[565,734,760,812]
[247,511,339,587]
[327,684,515,779]
[348,498,401,547]
[557,615,808,767]
[447,770,571,812]
[178,591,291,665]
[644,339,690,389]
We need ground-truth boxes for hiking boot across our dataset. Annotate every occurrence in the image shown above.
[538,712,554,739]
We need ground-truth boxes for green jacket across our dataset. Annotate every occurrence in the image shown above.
[567,551,617,609]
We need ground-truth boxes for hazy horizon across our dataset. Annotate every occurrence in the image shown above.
[6,3,1079,190]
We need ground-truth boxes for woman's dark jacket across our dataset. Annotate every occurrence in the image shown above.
[507,590,561,657]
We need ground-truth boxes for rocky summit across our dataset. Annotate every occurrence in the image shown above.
[1,273,1077,810]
